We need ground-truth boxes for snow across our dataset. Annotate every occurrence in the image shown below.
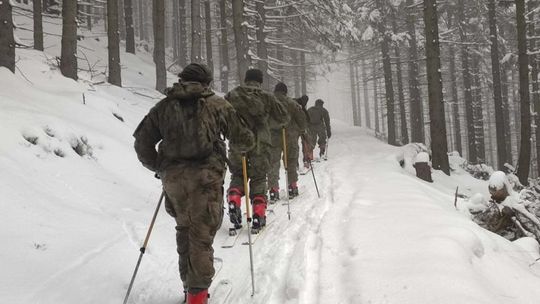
[489,171,509,191]
[415,151,430,163]
[3,7,540,304]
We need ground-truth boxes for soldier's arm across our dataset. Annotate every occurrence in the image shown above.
[324,109,331,135]
[133,109,162,172]
[293,104,308,133]
[221,103,255,152]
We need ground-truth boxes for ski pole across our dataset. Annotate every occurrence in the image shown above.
[282,128,291,220]
[309,159,321,198]
[241,154,256,296]
[123,191,165,304]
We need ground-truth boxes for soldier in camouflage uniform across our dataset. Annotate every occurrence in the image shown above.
[307,99,331,159]
[226,69,288,232]
[133,63,254,304]
[267,83,291,202]
[280,83,308,198]
[295,95,313,172]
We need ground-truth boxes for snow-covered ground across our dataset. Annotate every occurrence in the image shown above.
[3,5,540,304]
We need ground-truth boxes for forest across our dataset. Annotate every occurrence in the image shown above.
[0,0,536,184]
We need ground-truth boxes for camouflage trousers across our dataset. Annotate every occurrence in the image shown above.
[267,130,283,190]
[162,164,225,291]
[228,144,270,196]
[268,130,301,189]
[308,124,327,152]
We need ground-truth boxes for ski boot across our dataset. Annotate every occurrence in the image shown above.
[187,288,208,304]
[288,182,299,199]
[251,195,267,234]
[227,188,243,230]
[269,187,280,203]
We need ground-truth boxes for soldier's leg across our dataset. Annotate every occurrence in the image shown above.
[161,166,191,293]
[227,147,244,227]
[248,146,270,229]
[267,131,282,200]
[287,135,300,197]
[317,126,327,156]
[186,168,224,290]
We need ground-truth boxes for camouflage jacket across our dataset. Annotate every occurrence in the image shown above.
[276,92,307,136]
[225,81,288,148]
[307,105,331,135]
[133,83,255,172]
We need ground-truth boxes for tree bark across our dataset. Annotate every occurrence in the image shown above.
[172,0,179,61]
[448,42,462,156]
[255,1,269,89]
[61,0,78,80]
[108,0,122,86]
[486,0,507,170]
[119,0,126,40]
[125,0,135,54]
[154,0,166,92]
[33,0,44,51]
[218,0,229,92]
[528,3,540,177]
[362,58,371,129]
[372,57,380,133]
[406,0,424,143]
[458,0,476,163]
[138,0,145,40]
[355,61,362,127]
[472,58,485,162]
[0,0,15,73]
[516,0,531,184]
[232,0,250,83]
[423,0,450,174]
[191,0,202,62]
[179,0,188,67]
[204,0,213,73]
[350,59,359,126]
[375,0,396,145]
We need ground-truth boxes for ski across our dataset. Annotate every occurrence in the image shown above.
[221,226,245,249]
[209,279,233,304]
[213,257,224,279]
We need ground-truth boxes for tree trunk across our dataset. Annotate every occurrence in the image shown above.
[33,0,44,51]
[232,0,250,83]
[124,0,135,54]
[528,4,540,177]
[458,0,476,163]
[355,62,362,127]
[86,1,93,31]
[255,1,269,89]
[119,0,126,40]
[191,0,202,62]
[375,0,396,145]
[218,0,229,92]
[472,58,485,162]
[362,58,371,129]
[172,0,179,61]
[515,0,531,184]
[350,59,359,126]
[204,0,213,72]
[372,57,380,133]
[448,42,462,156]
[108,0,122,86]
[154,0,166,92]
[293,51,301,97]
[138,0,145,40]
[0,0,15,73]
[61,0,78,80]
[423,0,450,174]
[179,0,188,67]
[486,0,507,170]
[406,0,423,143]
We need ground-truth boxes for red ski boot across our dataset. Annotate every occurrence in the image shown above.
[251,195,267,233]
[227,188,243,229]
[187,289,208,304]
[269,187,280,203]
[288,182,299,198]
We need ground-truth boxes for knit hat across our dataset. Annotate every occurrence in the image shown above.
[178,63,213,84]
[245,69,264,84]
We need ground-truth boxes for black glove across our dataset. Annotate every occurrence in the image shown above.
[327,130,332,138]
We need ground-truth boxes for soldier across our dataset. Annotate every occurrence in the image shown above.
[277,83,308,198]
[226,69,288,232]
[133,63,254,304]
[307,99,331,160]
[268,83,291,202]
[295,95,313,171]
